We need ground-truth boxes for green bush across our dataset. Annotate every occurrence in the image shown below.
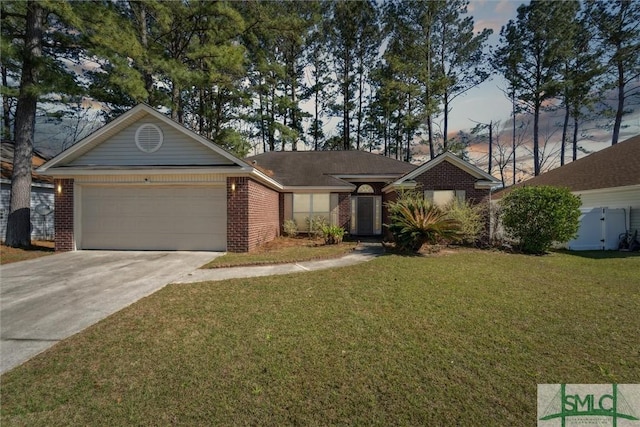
[446,199,485,246]
[283,219,298,237]
[501,186,581,254]
[306,216,327,240]
[386,191,462,252]
[321,224,346,245]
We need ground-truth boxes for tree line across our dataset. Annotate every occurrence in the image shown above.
[1,0,638,247]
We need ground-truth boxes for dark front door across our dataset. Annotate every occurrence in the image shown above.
[357,196,374,235]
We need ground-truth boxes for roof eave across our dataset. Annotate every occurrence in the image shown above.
[280,185,356,192]
[40,166,251,176]
[475,181,502,189]
[331,174,408,182]
[382,181,417,193]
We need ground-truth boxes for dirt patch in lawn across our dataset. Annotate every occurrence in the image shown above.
[1,240,55,265]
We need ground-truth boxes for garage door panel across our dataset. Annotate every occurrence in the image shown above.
[80,186,226,251]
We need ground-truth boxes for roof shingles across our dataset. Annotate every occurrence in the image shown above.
[495,135,640,197]
[245,151,416,188]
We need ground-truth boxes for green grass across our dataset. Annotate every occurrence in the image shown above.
[202,240,357,268]
[1,251,639,426]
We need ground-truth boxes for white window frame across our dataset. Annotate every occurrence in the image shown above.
[292,193,331,231]
[424,190,466,207]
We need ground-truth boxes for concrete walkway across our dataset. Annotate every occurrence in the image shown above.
[174,242,384,283]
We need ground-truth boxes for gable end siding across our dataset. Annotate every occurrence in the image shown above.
[69,116,234,167]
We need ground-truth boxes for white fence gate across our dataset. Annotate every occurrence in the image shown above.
[567,207,628,251]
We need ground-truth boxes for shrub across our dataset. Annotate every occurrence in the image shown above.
[321,224,346,245]
[386,191,462,252]
[446,199,485,246]
[283,219,298,237]
[500,186,581,254]
[306,216,327,240]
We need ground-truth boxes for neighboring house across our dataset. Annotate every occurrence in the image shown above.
[37,104,500,252]
[493,135,640,250]
[1,141,55,241]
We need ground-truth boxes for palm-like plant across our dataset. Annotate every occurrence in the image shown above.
[386,192,462,252]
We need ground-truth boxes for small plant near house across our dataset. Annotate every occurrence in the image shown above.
[446,199,486,246]
[283,219,298,237]
[500,185,581,254]
[321,224,346,245]
[306,216,327,240]
[386,191,462,252]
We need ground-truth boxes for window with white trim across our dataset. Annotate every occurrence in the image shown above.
[425,190,465,207]
[293,193,331,231]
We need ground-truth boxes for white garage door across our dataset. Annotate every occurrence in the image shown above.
[80,186,226,251]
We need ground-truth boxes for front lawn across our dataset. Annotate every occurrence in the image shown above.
[0,241,54,265]
[203,236,357,268]
[2,251,638,426]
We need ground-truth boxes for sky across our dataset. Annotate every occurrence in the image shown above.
[443,0,639,178]
[446,0,518,133]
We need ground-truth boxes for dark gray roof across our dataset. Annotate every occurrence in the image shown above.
[494,135,640,198]
[245,150,416,187]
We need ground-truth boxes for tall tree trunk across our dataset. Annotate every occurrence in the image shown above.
[198,87,205,134]
[356,61,364,150]
[427,116,434,159]
[269,86,276,151]
[343,75,350,150]
[2,66,12,140]
[6,1,43,248]
[572,115,579,161]
[138,5,153,102]
[512,93,517,186]
[171,81,181,123]
[405,94,412,162]
[443,91,449,151]
[314,76,319,151]
[290,60,298,151]
[611,58,624,145]
[488,121,493,175]
[533,101,540,176]
[560,101,570,166]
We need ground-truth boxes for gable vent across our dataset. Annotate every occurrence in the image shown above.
[135,124,164,153]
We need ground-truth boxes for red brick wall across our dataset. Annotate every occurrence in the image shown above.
[412,160,489,203]
[54,178,74,252]
[338,193,351,231]
[382,190,397,240]
[411,160,491,241]
[227,177,279,252]
[247,179,280,251]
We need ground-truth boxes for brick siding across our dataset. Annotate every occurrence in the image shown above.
[412,160,489,203]
[227,177,279,252]
[54,178,74,252]
[412,160,491,240]
[338,193,351,231]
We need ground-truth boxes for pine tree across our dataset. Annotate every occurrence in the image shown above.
[585,0,640,145]
[558,2,603,165]
[2,0,82,247]
[326,0,381,150]
[495,1,576,176]
[432,0,492,150]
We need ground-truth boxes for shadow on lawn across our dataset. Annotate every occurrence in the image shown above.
[555,249,640,260]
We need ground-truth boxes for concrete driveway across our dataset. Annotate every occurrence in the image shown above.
[0,250,218,374]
